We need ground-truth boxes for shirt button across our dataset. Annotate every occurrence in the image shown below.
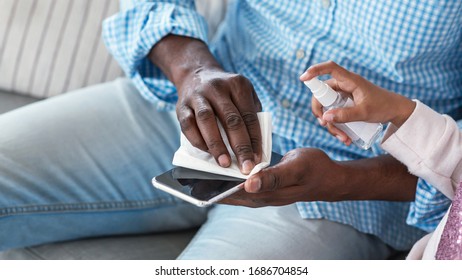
[321,0,331,9]
[282,99,291,108]
[295,49,305,59]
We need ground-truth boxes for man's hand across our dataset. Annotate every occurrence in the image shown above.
[221,148,418,207]
[176,68,262,174]
[221,148,346,207]
[149,35,262,174]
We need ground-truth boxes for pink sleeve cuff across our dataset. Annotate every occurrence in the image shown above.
[381,100,461,199]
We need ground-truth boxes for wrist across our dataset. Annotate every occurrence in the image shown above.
[337,155,418,201]
[330,160,357,201]
[389,94,416,127]
[148,35,222,88]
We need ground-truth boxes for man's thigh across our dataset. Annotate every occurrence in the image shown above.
[0,78,207,251]
[179,204,393,259]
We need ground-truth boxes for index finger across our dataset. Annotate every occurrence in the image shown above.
[300,61,353,83]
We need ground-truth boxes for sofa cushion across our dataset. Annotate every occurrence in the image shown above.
[0,89,40,114]
[0,230,197,260]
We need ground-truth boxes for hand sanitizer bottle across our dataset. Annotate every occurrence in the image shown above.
[304,78,383,150]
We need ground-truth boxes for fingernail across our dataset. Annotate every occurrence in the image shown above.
[336,135,346,142]
[248,177,261,193]
[242,159,255,174]
[218,154,231,167]
[299,71,309,80]
[317,118,326,126]
[323,113,334,122]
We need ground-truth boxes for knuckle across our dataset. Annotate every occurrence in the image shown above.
[206,139,223,151]
[231,74,246,83]
[337,110,347,120]
[231,74,251,88]
[209,78,225,90]
[192,88,205,97]
[241,112,259,126]
[282,149,298,162]
[176,103,189,115]
[250,137,260,149]
[177,105,194,131]
[268,172,280,191]
[225,113,243,130]
[178,114,195,132]
[234,144,253,156]
[304,147,326,159]
[349,72,362,82]
[196,107,214,121]
[327,60,337,67]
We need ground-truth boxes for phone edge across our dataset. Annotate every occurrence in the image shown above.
[151,177,210,207]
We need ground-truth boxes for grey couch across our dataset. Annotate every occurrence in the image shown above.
[0,90,197,259]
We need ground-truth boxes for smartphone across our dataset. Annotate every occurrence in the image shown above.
[152,152,283,207]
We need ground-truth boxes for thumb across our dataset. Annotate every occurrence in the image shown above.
[323,107,365,123]
[244,160,297,193]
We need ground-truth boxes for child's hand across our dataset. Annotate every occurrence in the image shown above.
[300,61,416,145]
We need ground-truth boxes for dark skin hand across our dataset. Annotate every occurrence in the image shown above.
[149,35,262,175]
[149,35,419,207]
[221,148,418,207]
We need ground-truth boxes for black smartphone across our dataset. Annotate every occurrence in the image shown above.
[152,152,283,207]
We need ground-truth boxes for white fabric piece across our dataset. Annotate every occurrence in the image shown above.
[172,112,272,179]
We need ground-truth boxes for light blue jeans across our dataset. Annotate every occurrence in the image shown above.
[0,79,393,259]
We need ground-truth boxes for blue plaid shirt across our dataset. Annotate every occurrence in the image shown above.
[103,0,462,250]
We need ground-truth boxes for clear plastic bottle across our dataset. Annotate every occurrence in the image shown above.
[304,78,383,150]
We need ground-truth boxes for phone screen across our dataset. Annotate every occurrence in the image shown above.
[155,167,245,202]
[152,152,283,206]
